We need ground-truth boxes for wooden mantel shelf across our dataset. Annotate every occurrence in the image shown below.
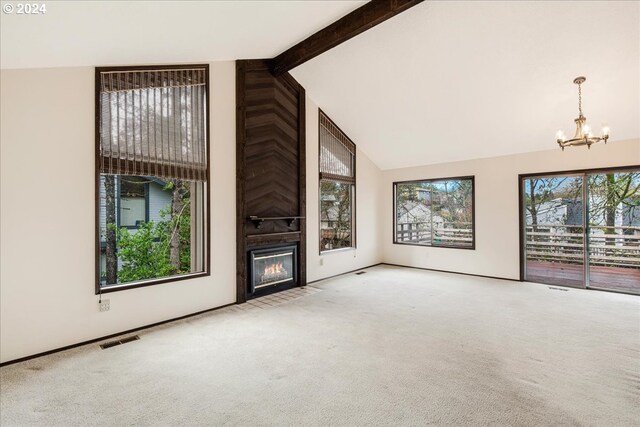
[248,216,305,229]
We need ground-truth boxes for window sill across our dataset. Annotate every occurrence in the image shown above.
[393,241,476,250]
[96,271,209,295]
[320,247,357,255]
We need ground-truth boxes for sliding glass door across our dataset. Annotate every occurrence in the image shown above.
[523,175,586,288]
[522,168,639,294]
[587,172,640,293]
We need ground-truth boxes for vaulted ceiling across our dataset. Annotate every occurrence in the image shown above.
[2,1,638,170]
[0,1,365,69]
[291,1,640,169]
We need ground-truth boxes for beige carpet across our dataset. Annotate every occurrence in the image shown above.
[1,265,639,426]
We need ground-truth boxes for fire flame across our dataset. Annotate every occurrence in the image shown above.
[264,262,285,276]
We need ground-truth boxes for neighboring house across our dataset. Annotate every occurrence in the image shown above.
[396,201,446,244]
[99,176,173,277]
[526,198,582,226]
[527,197,640,238]
[396,201,444,229]
[397,187,468,228]
[319,193,338,230]
[416,188,431,202]
[320,192,354,225]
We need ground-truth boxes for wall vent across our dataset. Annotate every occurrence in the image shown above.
[548,287,569,292]
[100,335,140,349]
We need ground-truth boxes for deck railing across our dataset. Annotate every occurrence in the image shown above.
[525,224,640,268]
[396,222,472,247]
[397,222,640,266]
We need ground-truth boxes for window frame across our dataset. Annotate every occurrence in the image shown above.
[318,109,356,254]
[94,64,211,295]
[393,176,476,250]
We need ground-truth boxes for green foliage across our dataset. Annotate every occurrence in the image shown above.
[179,212,191,271]
[106,178,194,284]
[116,221,175,283]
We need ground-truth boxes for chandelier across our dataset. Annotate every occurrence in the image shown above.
[556,76,609,150]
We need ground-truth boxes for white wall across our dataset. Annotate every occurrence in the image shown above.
[0,62,237,363]
[0,65,386,363]
[5,61,631,364]
[381,139,640,279]
[305,97,383,282]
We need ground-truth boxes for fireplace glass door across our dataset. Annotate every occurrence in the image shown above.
[250,246,297,293]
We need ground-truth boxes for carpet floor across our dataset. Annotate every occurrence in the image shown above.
[1,265,639,426]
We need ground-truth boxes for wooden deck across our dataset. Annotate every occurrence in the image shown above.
[526,261,640,293]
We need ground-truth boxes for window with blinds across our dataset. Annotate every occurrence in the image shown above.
[98,67,208,181]
[319,111,355,183]
[96,64,209,293]
[319,111,356,252]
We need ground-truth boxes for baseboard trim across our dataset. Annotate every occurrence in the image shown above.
[2,264,380,367]
[381,263,520,282]
[0,263,516,366]
[0,302,236,367]
[307,263,383,285]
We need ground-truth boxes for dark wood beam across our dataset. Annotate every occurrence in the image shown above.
[270,0,423,76]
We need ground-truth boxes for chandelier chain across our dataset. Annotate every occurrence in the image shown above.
[577,82,582,116]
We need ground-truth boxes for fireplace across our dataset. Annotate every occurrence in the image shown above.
[249,245,297,296]
[236,61,306,303]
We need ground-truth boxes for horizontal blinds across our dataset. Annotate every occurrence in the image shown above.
[99,67,208,181]
[319,112,355,184]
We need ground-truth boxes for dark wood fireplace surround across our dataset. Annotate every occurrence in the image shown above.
[236,59,307,302]
[233,3,426,302]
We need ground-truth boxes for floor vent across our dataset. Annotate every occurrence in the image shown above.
[355,271,366,275]
[100,335,140,349]
[548,287,569,292]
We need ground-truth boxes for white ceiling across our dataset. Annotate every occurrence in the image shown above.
[291,1,640,170]
[0,1,364,69]
[2,1,638,170]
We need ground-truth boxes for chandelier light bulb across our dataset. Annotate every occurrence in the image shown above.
[582,124,591,136]
[601,125,610,136]
[556,130,566,142]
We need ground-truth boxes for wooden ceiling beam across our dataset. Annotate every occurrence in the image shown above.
[269,0,423,76]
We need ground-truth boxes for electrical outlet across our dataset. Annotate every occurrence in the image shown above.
[99,299,110,312]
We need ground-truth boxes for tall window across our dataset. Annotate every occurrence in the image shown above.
[96,65,209,292]
[394,177,475,249]
[319,111,355,252]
